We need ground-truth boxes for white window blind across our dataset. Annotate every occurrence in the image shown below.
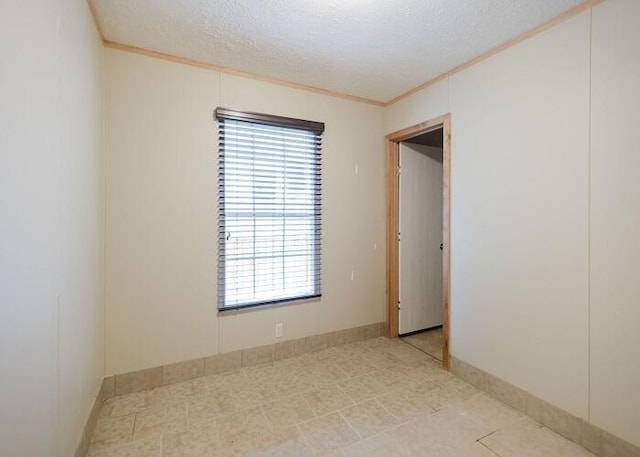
[216,108,323,310]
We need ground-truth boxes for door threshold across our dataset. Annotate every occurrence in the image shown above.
[398,324,443,338]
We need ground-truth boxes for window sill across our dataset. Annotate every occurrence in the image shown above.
[217,294,322,315]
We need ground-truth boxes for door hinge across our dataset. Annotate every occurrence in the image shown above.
[396,166,401,176]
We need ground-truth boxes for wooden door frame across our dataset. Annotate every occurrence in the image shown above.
[385,114,451,370]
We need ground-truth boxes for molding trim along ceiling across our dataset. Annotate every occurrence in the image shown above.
[102,40,386,107]
[88,0,603,107]
[387,0,603,105]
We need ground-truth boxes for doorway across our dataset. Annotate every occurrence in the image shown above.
[398,134,444,361]
[385,114,451,368]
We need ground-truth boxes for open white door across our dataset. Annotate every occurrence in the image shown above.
[398,142,443,335]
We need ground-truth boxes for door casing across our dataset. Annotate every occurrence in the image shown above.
[385,114,451,369]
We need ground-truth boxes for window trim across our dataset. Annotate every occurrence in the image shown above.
[215,108,325,134]
[215,107,324,312]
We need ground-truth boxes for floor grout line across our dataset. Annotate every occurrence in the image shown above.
[479,439,503,456]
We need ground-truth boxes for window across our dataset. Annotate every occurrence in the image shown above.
[215,108,324,310]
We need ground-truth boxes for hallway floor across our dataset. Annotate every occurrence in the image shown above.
[88,338,595,457]
[401,327,443,361]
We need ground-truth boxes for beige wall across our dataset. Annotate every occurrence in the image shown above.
[448,11,590,419]
[385,0,639,447]
[589,0,640,446]
[0,1,104,456]
[104,49,385,375]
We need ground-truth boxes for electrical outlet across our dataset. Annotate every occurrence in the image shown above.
[275,323,283,338]
[350,270,355,281]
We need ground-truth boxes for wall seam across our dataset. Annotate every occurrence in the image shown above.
[55,4,63,455]
[102,45,108,380]
[446,76,451,113]
[586,5,593,424]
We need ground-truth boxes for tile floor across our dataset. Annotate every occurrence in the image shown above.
[401,327,443,361]
[88,337,596,457]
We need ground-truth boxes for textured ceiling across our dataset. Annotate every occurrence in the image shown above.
[93,0,585,103]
